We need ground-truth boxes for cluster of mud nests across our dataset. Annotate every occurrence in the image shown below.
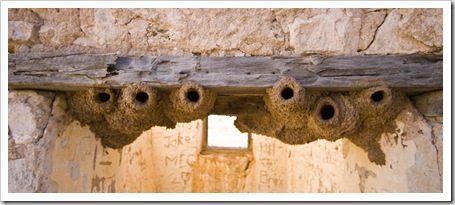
[67,82,216,148]
[67,78,408,165]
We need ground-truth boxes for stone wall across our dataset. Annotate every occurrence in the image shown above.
[8,8,443,193]
[9,8,442,56]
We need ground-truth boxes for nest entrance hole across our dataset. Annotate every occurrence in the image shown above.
[371,91,384,103]
[135,92,149,104]
[320,104,335,120]
[281,87,294,100]
[96,92,111,103]
[187,90,200,103]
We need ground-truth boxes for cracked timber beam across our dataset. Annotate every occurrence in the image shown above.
[8,53,442,95]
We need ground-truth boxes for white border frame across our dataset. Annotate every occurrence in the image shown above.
[1,1,451,202]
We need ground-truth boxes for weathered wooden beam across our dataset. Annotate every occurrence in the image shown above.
[8,53,443,95]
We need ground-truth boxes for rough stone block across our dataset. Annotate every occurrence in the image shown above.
[8,21,39,44]
[8,91,54,144]
[32,8,82,47]
[365,8,442,54]
[358,10,387,51]
[411,90,443,117]
[289,9,361,55]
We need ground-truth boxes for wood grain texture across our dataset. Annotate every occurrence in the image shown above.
[8,53,443,95]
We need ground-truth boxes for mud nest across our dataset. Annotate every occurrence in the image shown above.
[67,78,407,165]
[67,82,216,148]
[164,81,217,123]
[235,77,407,165]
